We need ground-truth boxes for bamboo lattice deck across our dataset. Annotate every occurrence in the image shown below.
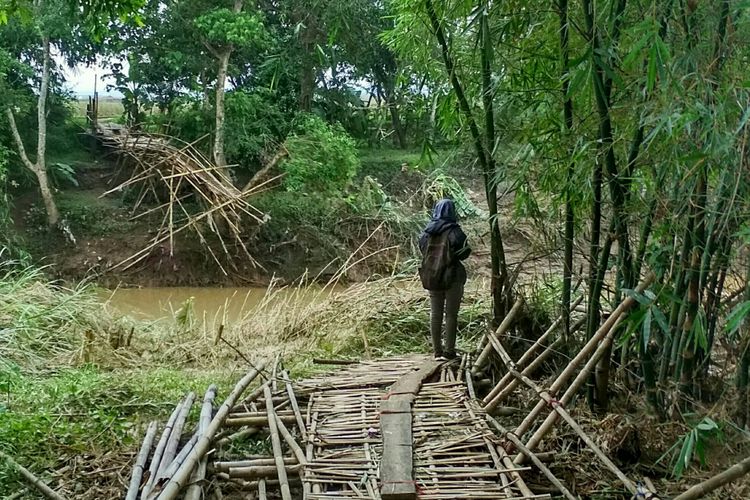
[295,356,547,500]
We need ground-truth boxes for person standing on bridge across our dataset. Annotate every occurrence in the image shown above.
[418,198,471,361]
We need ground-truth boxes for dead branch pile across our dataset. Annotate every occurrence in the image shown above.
[97,125,274,273]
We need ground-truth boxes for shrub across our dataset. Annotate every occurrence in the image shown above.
[281,114,359,193]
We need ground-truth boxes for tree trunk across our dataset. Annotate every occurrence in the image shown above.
[5,35,59,228]
[214,47,231,167]
[211,0,243,168]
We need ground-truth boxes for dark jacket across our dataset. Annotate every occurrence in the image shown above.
[419,199,471,283]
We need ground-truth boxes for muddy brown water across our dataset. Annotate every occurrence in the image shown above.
[103,286,341,323]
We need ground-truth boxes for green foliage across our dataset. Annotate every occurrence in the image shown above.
[281,114,360,193]
[224,90,288,168]
[48,162,78,188]
[670,417,722,479]
[195,8,265,47]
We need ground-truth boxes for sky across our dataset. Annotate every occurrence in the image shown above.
[62,59,123,98]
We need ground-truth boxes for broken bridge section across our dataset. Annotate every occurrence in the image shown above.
[296,355,547,500]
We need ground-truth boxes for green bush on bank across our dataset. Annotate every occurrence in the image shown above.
[282,114,360,193]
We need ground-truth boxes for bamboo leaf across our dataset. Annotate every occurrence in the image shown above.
[725,300,750,336]
[652,306,669,334]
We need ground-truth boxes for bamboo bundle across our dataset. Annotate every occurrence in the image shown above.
[154,392,196,482]
[155,361,267,500]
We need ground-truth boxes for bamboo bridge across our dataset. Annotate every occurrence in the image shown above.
[116,275,674,500]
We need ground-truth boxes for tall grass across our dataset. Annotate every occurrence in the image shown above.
[0,258,125,371]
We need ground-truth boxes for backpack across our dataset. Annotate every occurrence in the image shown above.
[419,230,455,290]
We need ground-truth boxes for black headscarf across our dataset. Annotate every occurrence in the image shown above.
[423,198,458,235]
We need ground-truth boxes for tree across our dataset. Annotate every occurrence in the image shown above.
[194,0,265,166]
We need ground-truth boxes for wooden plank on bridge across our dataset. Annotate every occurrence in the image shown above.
[380,359,442,500]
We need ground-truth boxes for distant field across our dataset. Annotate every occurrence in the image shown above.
[71,97,124,119]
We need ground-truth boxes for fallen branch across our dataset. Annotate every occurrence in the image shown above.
[0,451,67,500]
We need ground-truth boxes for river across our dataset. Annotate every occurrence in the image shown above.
[102,285,341,323]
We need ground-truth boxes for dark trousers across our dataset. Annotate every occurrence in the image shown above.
[429,279,464,357]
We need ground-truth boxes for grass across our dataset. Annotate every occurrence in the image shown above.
[0,255,490,496]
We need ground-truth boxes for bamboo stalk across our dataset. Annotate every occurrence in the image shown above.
[184,385,217,500]
[147,432,199,498]
[275,414,308,465]
[484,310,584,408]
[155,392,195,481]
[228,464,303,479]
[486,417,577,500]
[518,314,626,456]
[282,370,308,442]
[142,397,186,498]
[125,421,158,500]
[264,384,293,500]
[472,297,524,375]
[513,273,655,439]
[155,362,267,500]
[673,455,750,500]
[488,337,639,495]
[0,451,66,500]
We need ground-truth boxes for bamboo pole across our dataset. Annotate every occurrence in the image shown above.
[264,384,293,500]
[155,361,267,500]
[518,314,626,456]
[155,392,195,481]
[275,415,308,465]
[673,455,750,500]
[483,306,584,407]
[513,273,655,439]
[472,297,524,375]
[125,421,158,500]
[147,432,200,498]
[142,397,185,498]
[184,385,217,500]
[488,336,639,495]
[0,451,66,500]
[282,370,308,442]
[486,417,577,500]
